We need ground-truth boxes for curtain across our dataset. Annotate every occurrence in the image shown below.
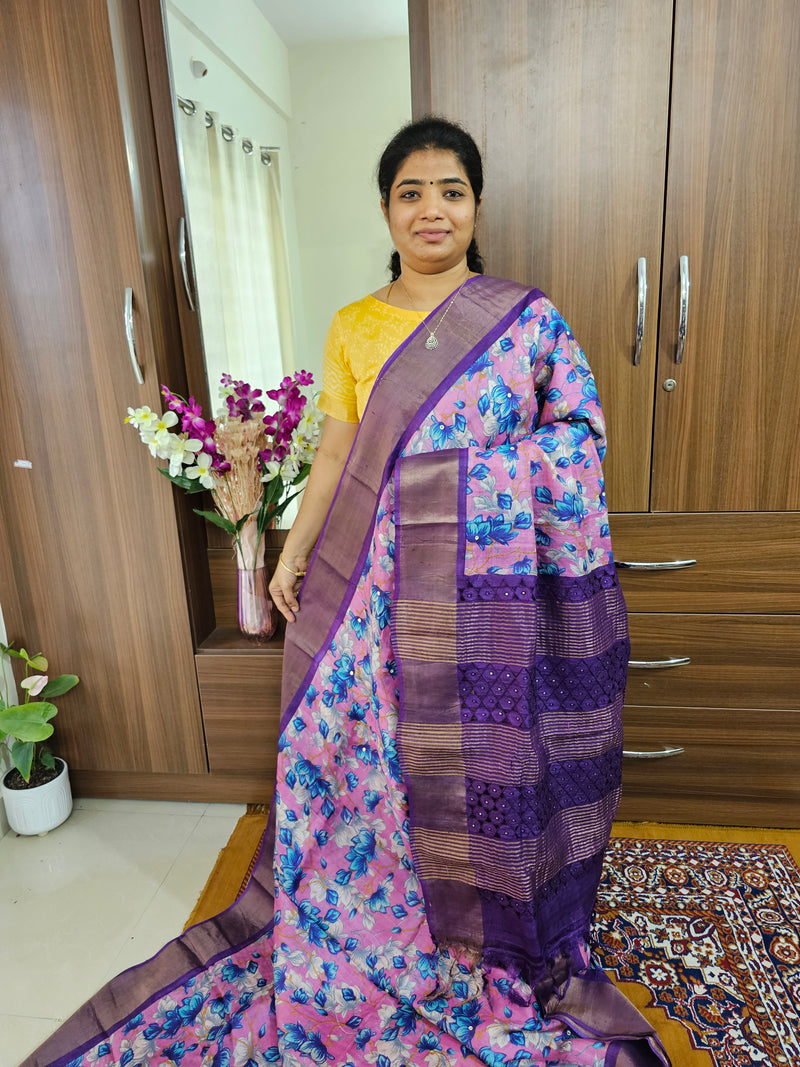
[177,103,294,413]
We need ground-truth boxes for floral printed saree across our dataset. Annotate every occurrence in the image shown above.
[25,276,668,1066]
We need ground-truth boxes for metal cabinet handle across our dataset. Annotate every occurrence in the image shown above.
[124,287,144,385]
[629,657,691,669]
[675,254,690,363]
[616,559,697,571]
[623,746,684,759]
[633,257,647,365]
[178,217,196,311]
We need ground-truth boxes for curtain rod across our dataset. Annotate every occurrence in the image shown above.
[177,95,280,163]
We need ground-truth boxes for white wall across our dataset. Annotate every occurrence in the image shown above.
[164,0,308,369]
[288,37,412,379]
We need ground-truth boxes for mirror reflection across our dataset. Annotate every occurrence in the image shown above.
[163,0,412,405]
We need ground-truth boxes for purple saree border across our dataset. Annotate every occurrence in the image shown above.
[278,278,542,736]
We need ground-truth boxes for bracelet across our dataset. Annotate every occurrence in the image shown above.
[278,552,307,579]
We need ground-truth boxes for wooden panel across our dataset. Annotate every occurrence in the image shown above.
[71,769,273,804]
[411,0,673,512]
[0,0,204,773]
[196,652,283,774]
[619,705,800,828]
[653,0,800,511]
[627,614,800,710]
[611,512,800,613]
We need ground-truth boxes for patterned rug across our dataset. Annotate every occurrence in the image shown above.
[595,835,800,1066]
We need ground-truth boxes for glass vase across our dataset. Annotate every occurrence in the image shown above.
[235,516,276,641]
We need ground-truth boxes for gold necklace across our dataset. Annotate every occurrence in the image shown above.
[398,274,471,350]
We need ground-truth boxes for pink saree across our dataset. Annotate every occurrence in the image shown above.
[25,276,668,1066]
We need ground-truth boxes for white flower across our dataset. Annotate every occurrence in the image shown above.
[184,452,217,489]
[20,674,48,697]
[167,435,202,476]
[260,459,282,484]
[141,426,177,459]
[280,456,300,483]
[124,405,159,431]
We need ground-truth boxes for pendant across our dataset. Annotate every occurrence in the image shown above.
[425,335,439,350]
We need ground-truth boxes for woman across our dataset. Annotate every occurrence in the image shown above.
[24,118,668,1067]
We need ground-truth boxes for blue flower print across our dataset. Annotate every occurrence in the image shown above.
[466,350,493,378]
[418,1031,441,1051]
[370,586,391,630]
[295,756,333,800]
[430,413,467,450]
[282,1022,333,1063]
[326,654,356,702]
[383,996,418,1038]
[466,514,519,550]
[450,999,481,1043]
[552,491,587,524]
[345,828,376,877]
[490,375,522,436]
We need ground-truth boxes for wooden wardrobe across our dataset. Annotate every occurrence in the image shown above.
[0,0,279,803]
[409,0,800,826]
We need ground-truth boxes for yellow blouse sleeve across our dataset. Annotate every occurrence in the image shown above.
[318,312,359,423]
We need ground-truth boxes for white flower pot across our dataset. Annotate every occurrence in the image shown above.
[1,758,73,835]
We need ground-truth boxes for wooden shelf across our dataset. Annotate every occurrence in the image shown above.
[198,625,286,655]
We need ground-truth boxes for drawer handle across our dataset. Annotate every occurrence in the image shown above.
[623,745,684,759]
[629,657,690,669]
[616,559,697,570]
[633,256,647,366]
[124,287,144,385]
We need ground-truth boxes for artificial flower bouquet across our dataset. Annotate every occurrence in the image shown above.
[125,372,322,637]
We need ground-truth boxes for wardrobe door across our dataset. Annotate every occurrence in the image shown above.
[409,0,673,511]
[0,0,206,772]
[652,0,800,512]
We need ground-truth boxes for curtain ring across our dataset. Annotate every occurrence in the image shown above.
[242,139,254,155]
[261,150,272,166]
[205,112,213,129]
[221,124,234,142]
[178,96,196,116]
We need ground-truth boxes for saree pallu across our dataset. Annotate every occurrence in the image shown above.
[25,276,668,1067]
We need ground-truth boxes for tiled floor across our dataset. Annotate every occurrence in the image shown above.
[0,797,245,1067]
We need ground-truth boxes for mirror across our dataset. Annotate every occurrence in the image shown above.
[162,0,411,408]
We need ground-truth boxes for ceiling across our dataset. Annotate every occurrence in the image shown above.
[252,0,408,46]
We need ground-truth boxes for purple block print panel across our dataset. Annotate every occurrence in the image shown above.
[24,278,667,1067]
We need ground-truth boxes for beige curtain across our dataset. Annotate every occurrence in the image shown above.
[177,103,294,412]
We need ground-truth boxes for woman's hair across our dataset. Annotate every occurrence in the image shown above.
[377,115,485,280]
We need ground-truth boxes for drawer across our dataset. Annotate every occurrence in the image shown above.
[610,512,800,613]
[619,704,800,828]
[196,634,283,776]
[626,613,800,710]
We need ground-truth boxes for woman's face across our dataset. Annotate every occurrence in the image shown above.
[381,148,478,275]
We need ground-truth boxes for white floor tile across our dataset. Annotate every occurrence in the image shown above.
[0,806,204,1019]
[102,808,244,981]
[0,1015,62,1067]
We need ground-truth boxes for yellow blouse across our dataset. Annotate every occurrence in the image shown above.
[318,295,422,423]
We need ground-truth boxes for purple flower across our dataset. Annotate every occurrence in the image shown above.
[161,385,185,413]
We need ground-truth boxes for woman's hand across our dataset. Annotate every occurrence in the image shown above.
[269,552,308,623]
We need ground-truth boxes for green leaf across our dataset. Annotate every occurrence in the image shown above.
[29,654,48,671]
[40,747,55,771]
[11,739,34,781]
[0,701,57,741]
[158,467,207,494]
[193,509,236,535]
[40,674,79,699]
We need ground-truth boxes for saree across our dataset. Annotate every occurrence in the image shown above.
[25,276,668,1067]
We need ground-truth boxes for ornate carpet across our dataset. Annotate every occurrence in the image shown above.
[595,834,800,1066]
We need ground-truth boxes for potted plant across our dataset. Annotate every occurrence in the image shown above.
[0,641,79,835]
